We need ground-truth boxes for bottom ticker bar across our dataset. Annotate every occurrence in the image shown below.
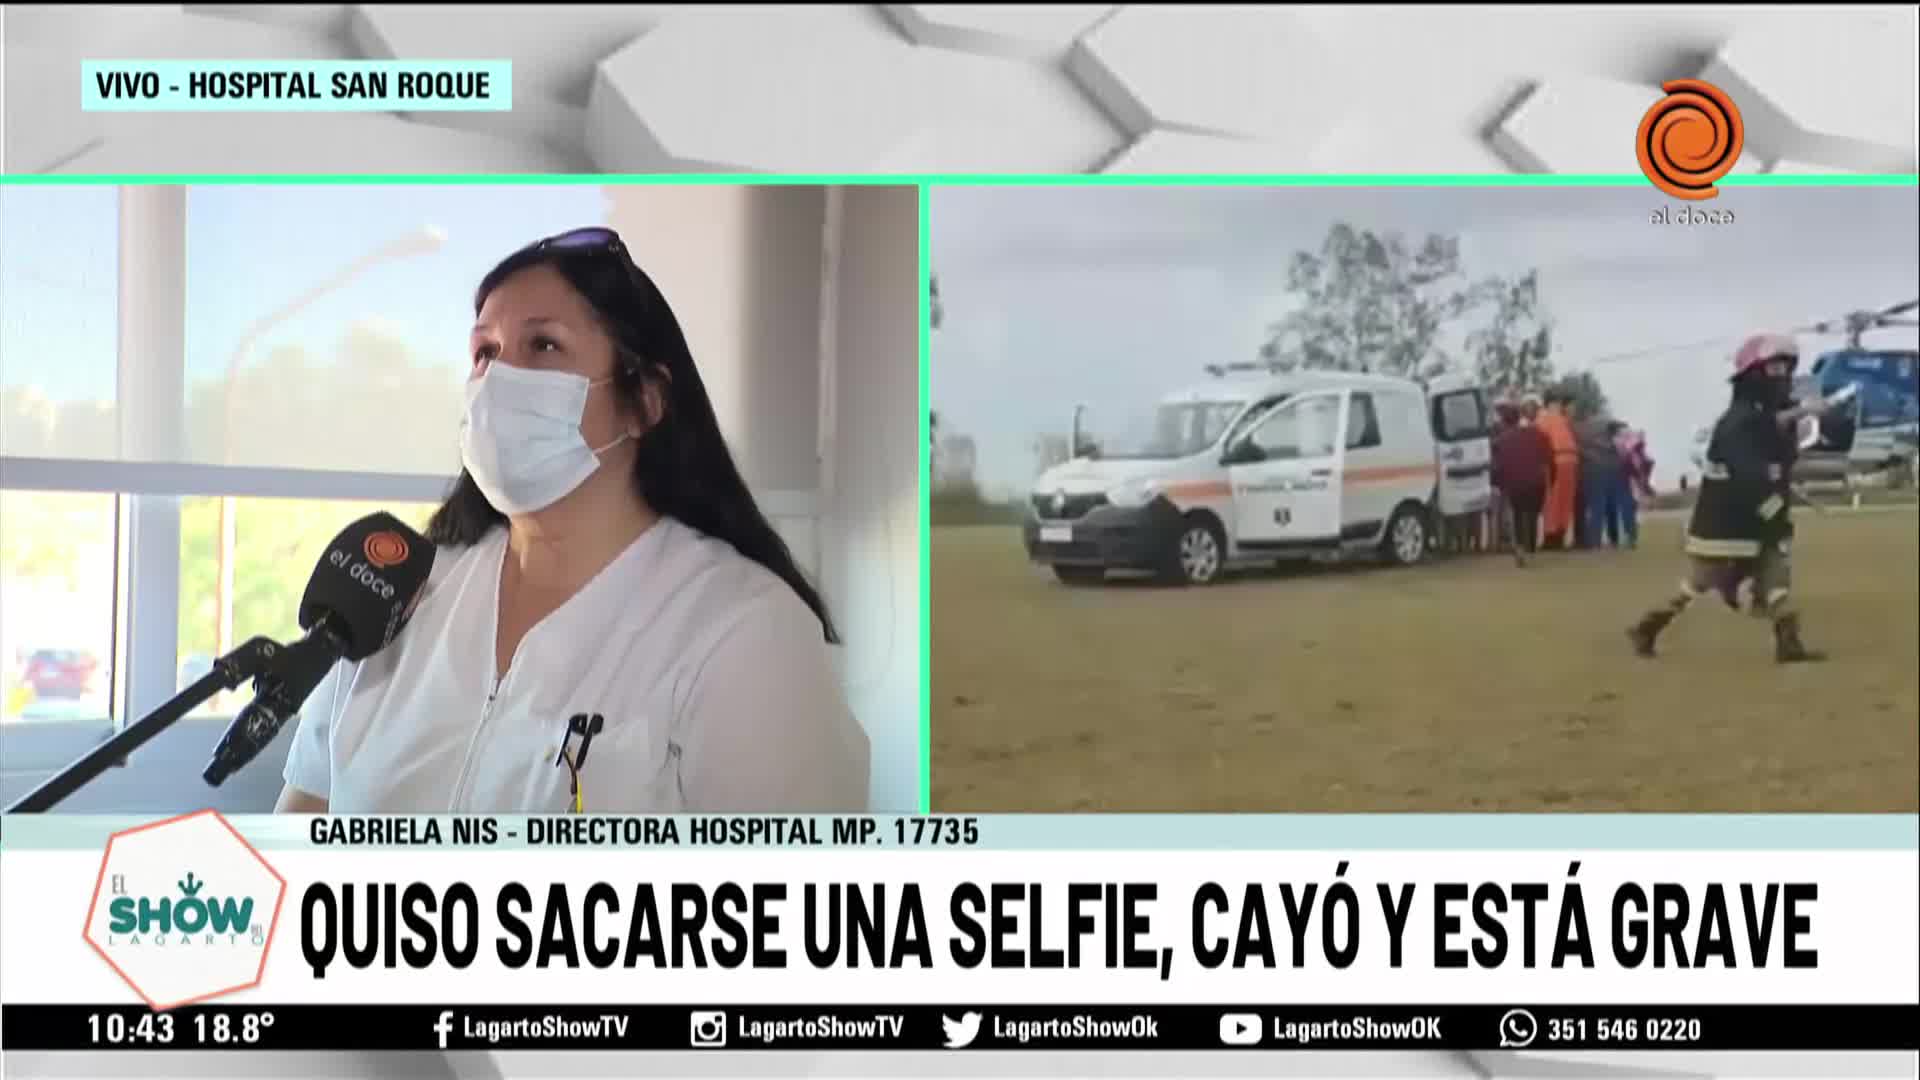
[3,1004,1914,1053]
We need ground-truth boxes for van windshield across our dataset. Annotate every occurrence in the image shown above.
[1096,400,1246,460]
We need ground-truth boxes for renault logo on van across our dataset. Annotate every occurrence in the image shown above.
[1052,491,1067,514]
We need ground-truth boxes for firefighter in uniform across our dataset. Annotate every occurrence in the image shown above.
[1626,333,1828,663]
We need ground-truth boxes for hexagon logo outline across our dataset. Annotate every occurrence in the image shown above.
[82,809,288,1012]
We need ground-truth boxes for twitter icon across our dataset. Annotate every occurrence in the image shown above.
[942,1012,983,1049]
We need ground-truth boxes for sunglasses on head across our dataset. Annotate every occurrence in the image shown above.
[531,226,626,257]
[528,227,660,300]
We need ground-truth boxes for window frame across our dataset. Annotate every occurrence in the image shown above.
[1246,390,1345,461]
[1431,388,1491,442]
[1221,395,1284,452]
[1346,392,1382,451]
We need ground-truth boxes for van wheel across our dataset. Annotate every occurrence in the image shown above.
[1381,505,1428,566]
[1053,566,1105,586]
[1162,515,1226,585]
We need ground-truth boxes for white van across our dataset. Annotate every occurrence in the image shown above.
[1023,364,1493,585]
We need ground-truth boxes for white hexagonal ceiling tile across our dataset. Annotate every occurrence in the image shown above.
[1100,130,1315,174]
[49,112,587,173]
[1494,77,1765,176]
[589,7,925,172]
[876,45,1123,173]
[882,4,1115,62]
[181,5,352,35]
[349,4,670,105]
[1702,11,1919,173]
[1067,6,1340,144]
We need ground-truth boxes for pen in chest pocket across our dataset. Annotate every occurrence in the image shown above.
[554,713,605,813]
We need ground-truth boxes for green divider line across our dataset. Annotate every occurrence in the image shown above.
[917,183,934,815]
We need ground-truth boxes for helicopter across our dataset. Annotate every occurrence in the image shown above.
[1691,299,1920,485]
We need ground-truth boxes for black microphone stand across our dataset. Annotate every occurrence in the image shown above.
[202,622,344,788]
[4,636,287,814]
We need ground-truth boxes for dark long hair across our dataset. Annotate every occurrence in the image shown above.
[426,238,839,644]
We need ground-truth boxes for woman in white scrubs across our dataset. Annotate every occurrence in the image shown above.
[276,228,870,813]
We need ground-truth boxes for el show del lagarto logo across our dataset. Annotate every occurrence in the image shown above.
[102,870,266,949]
[85,810,287,1010]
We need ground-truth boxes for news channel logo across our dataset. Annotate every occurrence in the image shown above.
[1499,1008,1539,1048]
[689,1010,728,1048]
[1635,79,1744,201]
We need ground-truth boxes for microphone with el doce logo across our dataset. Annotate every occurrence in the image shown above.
[202,512,435,786]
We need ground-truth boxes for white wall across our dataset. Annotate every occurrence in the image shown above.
[606,183,922,812]
[602,185,824,495]
[821,187,922,813]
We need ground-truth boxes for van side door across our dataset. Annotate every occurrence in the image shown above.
[1338,391,1392,540]
[1345,389,1438,543]
[1430,384,1493,517]
[1226,389,1350,548]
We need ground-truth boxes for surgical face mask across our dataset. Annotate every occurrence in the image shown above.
[459,362,631,515]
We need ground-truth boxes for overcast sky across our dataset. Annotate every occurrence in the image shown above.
[931,184,1920,497]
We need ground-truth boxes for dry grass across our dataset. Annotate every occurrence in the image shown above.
[931,509,1920,812]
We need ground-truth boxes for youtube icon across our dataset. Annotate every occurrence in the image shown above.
[1218,1013,1261,1046]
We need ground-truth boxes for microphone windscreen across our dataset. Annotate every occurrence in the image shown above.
[297,512,436,661]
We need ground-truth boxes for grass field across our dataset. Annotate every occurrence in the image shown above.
[931,509,1919,813]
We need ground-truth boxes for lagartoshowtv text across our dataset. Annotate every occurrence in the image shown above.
[299,863,1818,979]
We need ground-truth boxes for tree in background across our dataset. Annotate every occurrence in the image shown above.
[183,327,461,474]
[0,491,109,592]
[1543,370,1611,421]
[926,275,1022,525]
[0,389,117,599]
[930,428,1012,526]
[1261,225,1494,378]
[1466,269,1556,398]
[1,321,455,715]
[174,496,437,662]
[0,386,117,461]
[173,323,457,673]
[1260,223,1614,415]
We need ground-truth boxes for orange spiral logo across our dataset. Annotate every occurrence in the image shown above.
[1637,79,1744,201]
[363,531,410,568]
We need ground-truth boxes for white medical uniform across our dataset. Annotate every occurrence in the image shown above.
[282,516,869,813]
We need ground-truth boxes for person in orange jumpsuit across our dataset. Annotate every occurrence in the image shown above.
[1534,391,1581,549]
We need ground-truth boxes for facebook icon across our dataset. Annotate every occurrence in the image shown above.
[434,1011,457,1049]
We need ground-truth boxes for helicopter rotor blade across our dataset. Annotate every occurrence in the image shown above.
[1798,300,1919,338]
